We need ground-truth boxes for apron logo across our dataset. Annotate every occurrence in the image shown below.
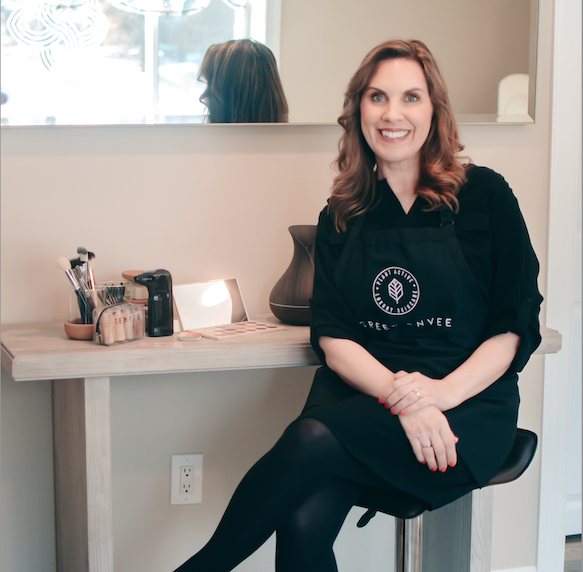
[388,279,404,303]
[372,266,420,315]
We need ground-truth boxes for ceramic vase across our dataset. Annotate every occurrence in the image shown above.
[269,225,317,325]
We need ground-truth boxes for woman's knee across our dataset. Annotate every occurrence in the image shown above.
[283,417,337,450]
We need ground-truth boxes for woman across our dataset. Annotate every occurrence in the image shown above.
[198,38,289,123]
[175,39,542,572]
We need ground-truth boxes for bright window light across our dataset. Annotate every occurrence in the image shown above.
[1,0,271,126]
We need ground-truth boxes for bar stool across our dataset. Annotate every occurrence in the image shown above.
[355,428,538,572]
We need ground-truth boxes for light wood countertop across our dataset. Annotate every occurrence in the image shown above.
[1,316,561,382]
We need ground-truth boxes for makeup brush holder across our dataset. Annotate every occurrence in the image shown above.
[98,280,130,306]
[65,286,106,340]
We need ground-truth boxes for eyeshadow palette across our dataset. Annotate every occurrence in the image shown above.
[193,321,285,341]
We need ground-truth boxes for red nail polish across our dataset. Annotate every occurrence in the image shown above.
[400,411,406,416]
[449,462,456,467]
[384,402,389,409]
[390,408,396,415]
[421,460,427,465]
[431,467,437,472]
[440,467,446,473]
[378,397,384,404]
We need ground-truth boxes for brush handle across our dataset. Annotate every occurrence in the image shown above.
[88,267,96,289]
[72,266,97,311]
[75,290,93,324]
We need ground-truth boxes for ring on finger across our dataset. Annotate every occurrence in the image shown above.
[422,443,433,448]
[414,388,421,399]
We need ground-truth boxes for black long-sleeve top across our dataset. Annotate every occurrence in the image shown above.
[310,165,543,377]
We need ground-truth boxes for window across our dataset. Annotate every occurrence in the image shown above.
[1,0,271,125]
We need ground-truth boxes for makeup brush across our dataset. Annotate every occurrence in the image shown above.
[87,251,96,289]
[76,247,100,306]
[55,257,93,324]
[77,247,89,283]
[72,265,92,294]
[77,246,88,262]
[69,257,83,269]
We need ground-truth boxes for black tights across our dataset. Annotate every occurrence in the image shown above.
[173,417,390,572]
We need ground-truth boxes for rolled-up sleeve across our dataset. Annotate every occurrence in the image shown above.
[480,173,543,372]
[309,208,367,363]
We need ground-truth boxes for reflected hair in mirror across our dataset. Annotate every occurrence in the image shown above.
[198,39,289,123]
[330,39,468,232]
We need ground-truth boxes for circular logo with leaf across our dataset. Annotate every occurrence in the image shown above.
[372,266,420,315]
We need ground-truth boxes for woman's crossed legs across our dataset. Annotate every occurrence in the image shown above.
[173,417,390,572]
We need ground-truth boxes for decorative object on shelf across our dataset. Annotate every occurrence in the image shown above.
[269,225,317,326]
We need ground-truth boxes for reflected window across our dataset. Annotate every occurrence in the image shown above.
[1,0,270,125]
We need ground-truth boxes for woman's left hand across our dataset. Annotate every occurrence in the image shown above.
[378,371,457,415]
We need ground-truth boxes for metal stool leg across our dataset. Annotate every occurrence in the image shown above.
[395,514,423,572]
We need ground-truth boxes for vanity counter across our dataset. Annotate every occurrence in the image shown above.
[1,316,317,382]
[1,319,561,383]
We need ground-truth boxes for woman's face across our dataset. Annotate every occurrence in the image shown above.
[360,58,434,175]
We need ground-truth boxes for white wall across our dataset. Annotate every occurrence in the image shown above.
[0,0,558,569]
[538,0,583,568]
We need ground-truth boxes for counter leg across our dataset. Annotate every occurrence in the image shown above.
[52,377,113,572]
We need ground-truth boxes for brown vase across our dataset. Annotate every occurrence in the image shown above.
[269,225,317,325]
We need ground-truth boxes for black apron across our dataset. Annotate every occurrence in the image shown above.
[301,207,519,505]
[333,208,489,378]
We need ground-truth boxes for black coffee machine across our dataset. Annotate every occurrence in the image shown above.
[134,269,173,337]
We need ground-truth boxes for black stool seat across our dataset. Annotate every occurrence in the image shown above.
[355,428,538,527]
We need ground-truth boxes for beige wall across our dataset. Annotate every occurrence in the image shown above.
[280,0,532,122]
[0,0,554,569]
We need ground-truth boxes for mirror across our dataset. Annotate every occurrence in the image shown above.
[173,279,248,331]
[280,0,537,124]
[0,0,537,126]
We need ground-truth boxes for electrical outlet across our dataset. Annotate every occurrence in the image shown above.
[171,454,202,505]
[181,466,194,494]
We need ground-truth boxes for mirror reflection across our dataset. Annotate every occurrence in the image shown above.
[0,0,537,126]
[198,38,288,123]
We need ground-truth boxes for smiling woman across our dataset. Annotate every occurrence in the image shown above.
[169,39,543,572]
[359,59,434,199]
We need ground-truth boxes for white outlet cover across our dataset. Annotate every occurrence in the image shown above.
[170,453,203,505]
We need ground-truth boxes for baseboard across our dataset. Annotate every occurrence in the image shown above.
[492,567,537,572]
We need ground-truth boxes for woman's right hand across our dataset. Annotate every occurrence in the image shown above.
[398,405,459,472]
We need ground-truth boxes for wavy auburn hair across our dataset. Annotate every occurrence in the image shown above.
[329,39,468,231]
[198,39,289,124]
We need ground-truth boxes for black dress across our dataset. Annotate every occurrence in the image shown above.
[300,165,543,510]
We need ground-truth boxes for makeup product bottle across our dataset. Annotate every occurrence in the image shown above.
[134,269,174,337]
